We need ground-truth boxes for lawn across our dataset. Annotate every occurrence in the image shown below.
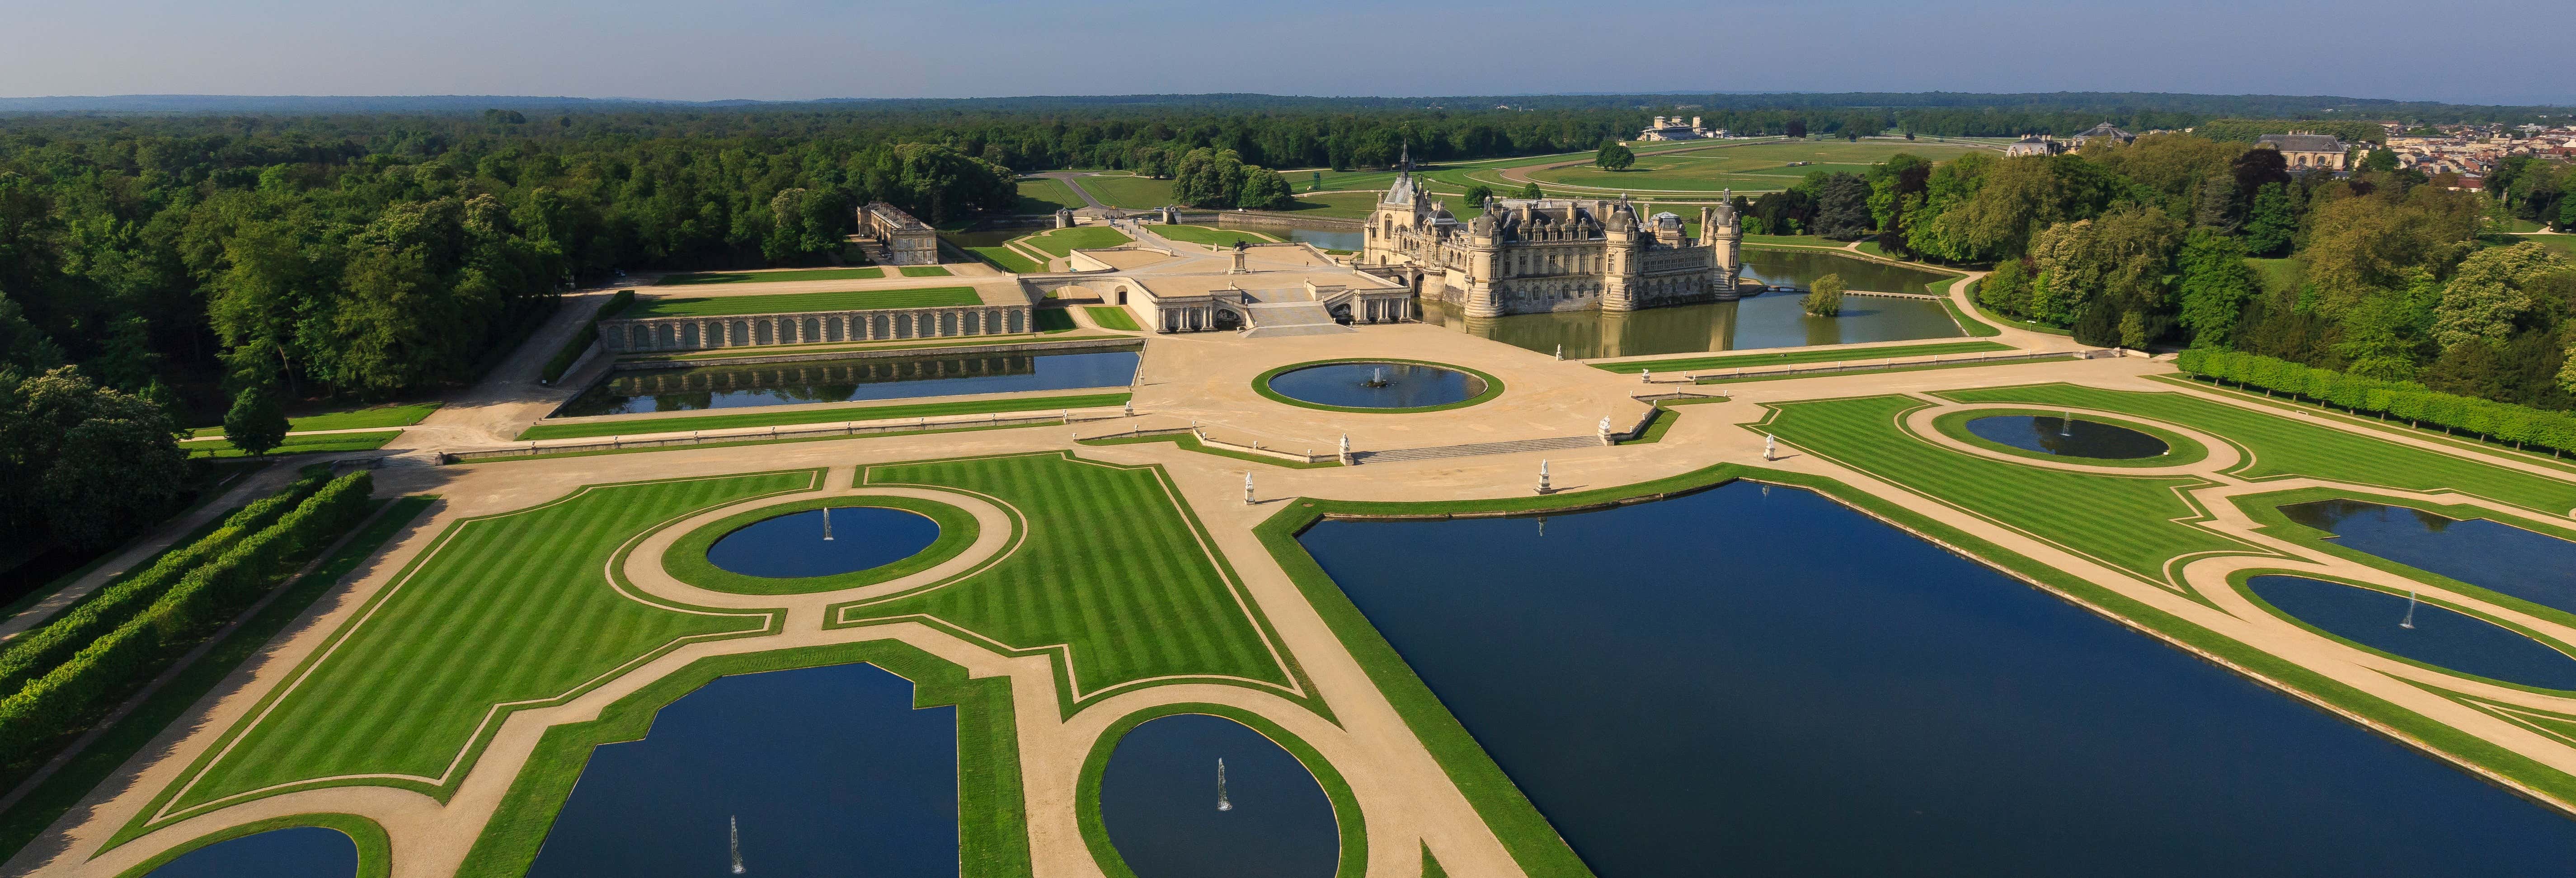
[1017,226,1133,257]
[898,266,952,277]
[1072,175,1175,210]
[656,268,885,286]
[1272,192,1382,219]
[2507,234,2576,257]
[1032,308,1077,332]
[624,286,982,318]
[835,452,1315,713]
[127,471,818,836]
[515,391,1134,441]
[1592,340,2012,373]
[1083,306,1143,331]
[1153,225,1279,248]
[952,237,1045,273]
[1015,178,1088,213]
[179,430,404,458]
[1531,140,1982,193]
[191,403,440,437]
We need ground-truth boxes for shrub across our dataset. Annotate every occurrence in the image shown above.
[2177,351,2576,454]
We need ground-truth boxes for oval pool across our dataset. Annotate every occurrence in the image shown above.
[704,507,940,579]
[2281,499,2576,615]
[1965,414,2168,460]
[2248,574,2576,690]
[1265,362,1484,409]
[144,826,356,878]
[1098,713,1338,878]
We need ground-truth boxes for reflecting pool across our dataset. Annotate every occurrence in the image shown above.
[556,350,1139,416]
[1965,415,2169,460]
[1421,291,1961,358]
[1266,362,1482,409]
[526,662,958,877]
[2282,499,2576,615]
[1296,482,2576,877]
[705,507,940,578]
[1099,714,1338,878]
[144,826,355,878]
[2247,575,2576,690]
[1738,249,1957,295]
[1279,227,1363,252]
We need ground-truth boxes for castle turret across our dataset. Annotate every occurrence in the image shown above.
[1459,208,1504,318]
[1601,204,1643,312]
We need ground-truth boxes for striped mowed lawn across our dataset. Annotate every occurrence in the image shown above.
[843,453,1301,709]
[142,471,816,827]
[1757,394,2250,585]
[1938,384,2576,514]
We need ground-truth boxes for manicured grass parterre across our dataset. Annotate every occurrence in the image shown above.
[516,391,1134,441]
[1071,175,1174,210]
[658,268,886,286]
[1152,225,1279,248]
[625,287,982,319]
[1252,359,1505,414]
[834,452,1319,714]
[1929,406,2211,468]
[1082,306,1142,331]
[179,430,404,458]
[899,265,953,277]
[1592,340,2012,373]
[955,239,1045,273]
[663,495,981,596]
[1018,226,1133,257]
[1032,308,1077,332]
[1272,192,1382,219]
[191,404,442,437]
[1015,177,1089,213]
[122,471,819,839]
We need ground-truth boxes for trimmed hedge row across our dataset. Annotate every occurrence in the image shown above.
[0,475,328,698]
[2177,348,2576,454]
[539,289,635,384]
[0,472,375,765]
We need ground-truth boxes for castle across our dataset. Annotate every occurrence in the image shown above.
[1363,155,1742,318]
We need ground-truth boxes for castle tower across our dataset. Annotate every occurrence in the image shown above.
[1600,203,1643,312]
[1702,189,1743,282]
[1458,210,1504,318]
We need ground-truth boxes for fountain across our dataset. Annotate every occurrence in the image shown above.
[2401,591,2419,629]
[821,507,833,542]
[2061,412,2074,437]
[1217,758,1232,812]
[1362,366,1391,388]
[729,815,745,874]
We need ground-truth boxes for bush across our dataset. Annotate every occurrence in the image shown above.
[0,471,374,765]
[2178,351,2576,454]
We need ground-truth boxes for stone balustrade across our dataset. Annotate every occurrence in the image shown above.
[599,304,1034,353]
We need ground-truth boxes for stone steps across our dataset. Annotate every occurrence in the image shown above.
[1354,435,1602,465]
[372,451,443,469]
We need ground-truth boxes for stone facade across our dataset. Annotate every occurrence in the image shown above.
[1362,161,1740,318]
[856,202,940,266]
[597,304,1033,353]
[2005,135,2064,157]
[1638,116,1723,141]
[2257,133,2353,171]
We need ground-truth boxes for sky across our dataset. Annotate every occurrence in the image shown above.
[5,0,2570,106]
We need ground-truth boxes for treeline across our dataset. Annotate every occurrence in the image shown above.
[2178,348,2576,454]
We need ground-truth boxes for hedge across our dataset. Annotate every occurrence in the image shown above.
[0,475,328,699]
[2177,348,2576,454]
[539,290,635,384]
[0,472,375,765]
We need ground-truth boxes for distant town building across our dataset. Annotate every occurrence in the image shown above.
[2256,133,2353,171]
[1637,116,1723,141]
[856,202,939,266]
[2005,135,2064,157]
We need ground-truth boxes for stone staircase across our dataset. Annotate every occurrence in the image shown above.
[1352,435,1602,465]
[1239,301,1352,338]
[372,451,443,470]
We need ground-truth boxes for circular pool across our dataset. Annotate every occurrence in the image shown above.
[2249,575,2576,690]
[705,507,940,579]
[1260,361,1492,411]
[1096,713,1339,878]
[1965,415,2169,460]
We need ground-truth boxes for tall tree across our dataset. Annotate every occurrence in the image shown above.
[222,380,289,457]
[1594,141,1636,171]
[2174,230,2256,347]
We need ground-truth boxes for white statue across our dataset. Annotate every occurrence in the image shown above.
[1764,434,1776,460]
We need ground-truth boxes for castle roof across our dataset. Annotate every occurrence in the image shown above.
[2258,133,2350,153]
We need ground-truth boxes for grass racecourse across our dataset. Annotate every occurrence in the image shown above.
[1530,140,1985,193]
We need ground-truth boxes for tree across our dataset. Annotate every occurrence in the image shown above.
[1979,260,2033,318]
[2432,242,2568,349]
[2243,182,2296,257]
[1805,273,1845,316]
[222,381,289,457]
[1235,167,1294,210]
[1594,141,1636,172]
[2175,230,2257,347]
[2359,148,2400,174]
[1808,174,1874,239]
[2,367,188,550]
[1519,183,1543,200]
[1460,184,1494,209]
[1786,119,1808,138]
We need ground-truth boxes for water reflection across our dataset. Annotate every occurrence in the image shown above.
[557,350,1139,416]
[1266,362,1481,408]
[2281,499,2576,615]
[1099,714,1338,878]
[1738,249,1956,295]
[143,826,355,878]
[1420,291,1961,359]
[1965,415,2169,459]
[2247,575,2576,690]
[1296,482,2576,876]
[704,507,940,579]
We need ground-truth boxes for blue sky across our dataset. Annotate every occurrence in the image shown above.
[8,0,2570,105]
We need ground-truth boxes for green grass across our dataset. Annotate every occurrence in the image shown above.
[1935,278,2002,337]
[455,640,1027,878]
[2150,373,2576,475]
[1015,177,1089,213]
[899,265,952,277]
[656,267,885,285]
[2505,234,2576,257]
[1592,340,2012,373]
[834,452,1318,715]
[119,473,818,840]
[1073,175,1175,209]
[179,430,404,458]
[1076,432,1344,468]
[1153,225,1279,248]
[515,392,1133,441]
[625,287,982,318]
[1272,192,1382,219]
[1032,308,1077,332]
[1017,226,1133,257]
[459,421,1056,465]
[956,239,1045,273]
[1740,234,1848,248]
[1083,306,1142,331]
[112,813,392,878]
[1251,359,1505,414]
[2247,257,2303,296]
[191,404,440,437]
[1696,354,2074,385]
[1530,140,1981,193]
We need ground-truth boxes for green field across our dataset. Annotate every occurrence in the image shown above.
[1592,340,2013,373]
[1083,306,1143,330]
[191,403,440,437]
[1272,192,1382,219]
[179,430,404,458]
[834,452,1314,712]
[1017,226,1133,256]
[952,236,1045,273]
[1015,178,1089,213]
[625,286,982,318]
[657,268,885,286]
[898,266,952,277]
[1531,140,1985,193]
[1153,225,1279,248]
[126,472,817,836]
[515,392,1134,441]
[1072,175,1175,210]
